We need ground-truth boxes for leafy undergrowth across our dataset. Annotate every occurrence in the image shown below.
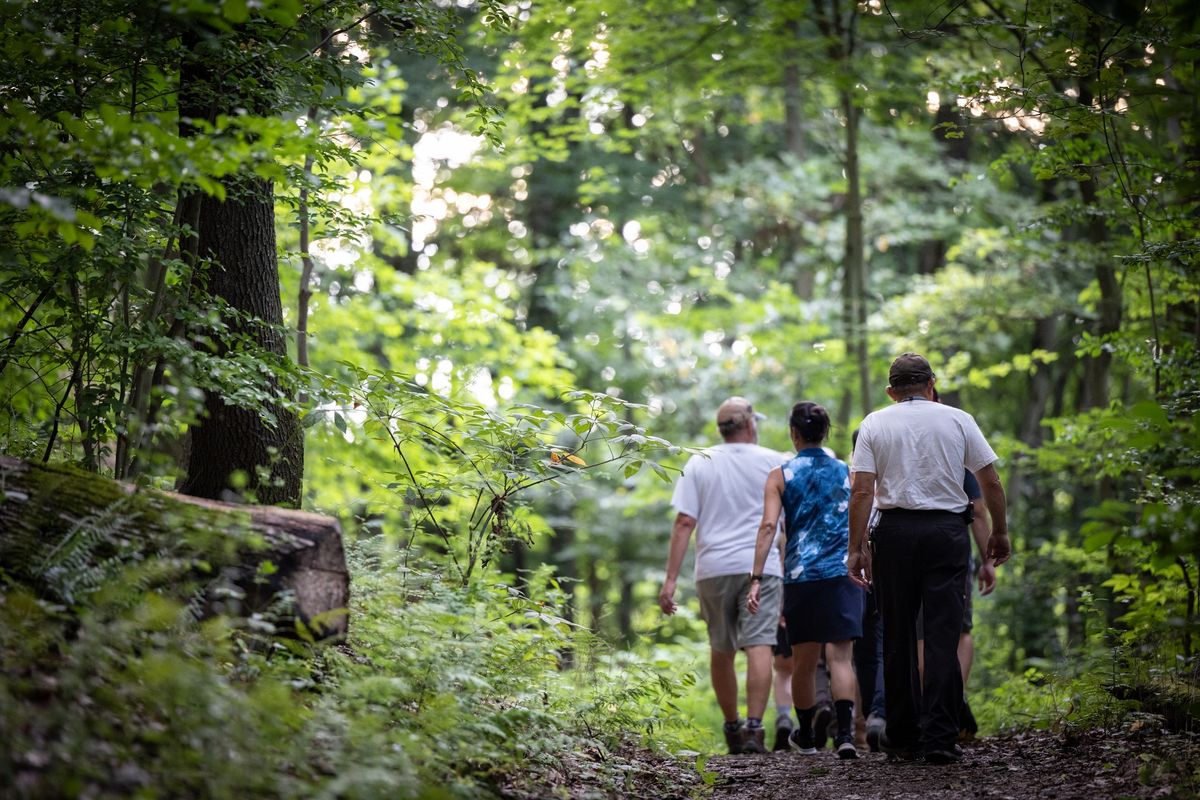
[0,538,702,798]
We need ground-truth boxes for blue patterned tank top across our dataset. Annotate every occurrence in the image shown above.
[781,448,851,583]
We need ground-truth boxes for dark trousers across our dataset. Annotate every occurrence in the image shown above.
[873,509,969,752]
[853,591,885,717]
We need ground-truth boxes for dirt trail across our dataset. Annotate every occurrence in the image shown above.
[705,728,1197,800]
[500,726,1196,799]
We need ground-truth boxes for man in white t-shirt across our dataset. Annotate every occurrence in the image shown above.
[658,396,786,754]
[848,354,1012,764]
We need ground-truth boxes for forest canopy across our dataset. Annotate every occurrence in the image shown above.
[0,0,1197,796]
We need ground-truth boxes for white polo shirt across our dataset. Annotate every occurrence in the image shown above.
[671,443,786,581]
[851,398,997,512]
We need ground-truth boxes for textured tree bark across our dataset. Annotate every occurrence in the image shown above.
[178,175,305,506]
[0,455,347,639]
[175,30,304,507]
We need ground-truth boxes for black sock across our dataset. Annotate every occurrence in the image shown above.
[795,705,816,735]
[746,717,763,729]
[723,719,742,732]
[834,699,854,738]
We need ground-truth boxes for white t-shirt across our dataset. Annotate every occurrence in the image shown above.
[851,398,997,512]
[671,443,786,581]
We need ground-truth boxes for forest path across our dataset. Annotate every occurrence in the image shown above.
[701,728,1195,800]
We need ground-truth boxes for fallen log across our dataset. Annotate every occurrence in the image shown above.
[0,455,348,639]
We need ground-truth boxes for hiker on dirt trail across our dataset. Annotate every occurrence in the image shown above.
[847,353,1011,764]
[912,468,994,736]
[658,396,786,755]
[854,444,996,749]
[748,401,863,760]
[926,389,997,740]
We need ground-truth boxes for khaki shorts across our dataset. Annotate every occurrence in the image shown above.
[697,574,782,652]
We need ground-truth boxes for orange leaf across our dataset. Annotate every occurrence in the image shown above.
[566,453,586,466]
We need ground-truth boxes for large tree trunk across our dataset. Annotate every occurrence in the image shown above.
[178,175,305,506]
[814,0,869,424]
[0,456,347,638]
[175,29,304,506]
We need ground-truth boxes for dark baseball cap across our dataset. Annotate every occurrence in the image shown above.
[888,353,935,388]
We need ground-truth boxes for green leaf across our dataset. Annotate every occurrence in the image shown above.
[223,0,249,24]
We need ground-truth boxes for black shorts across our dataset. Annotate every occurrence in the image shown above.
[783,576,865,644]
[773,624,792,658]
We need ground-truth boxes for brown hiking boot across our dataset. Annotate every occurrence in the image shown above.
[723,721,746,754]
[854,713,867,750]
[741,725,766,754]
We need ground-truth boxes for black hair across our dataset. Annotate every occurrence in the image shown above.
[789,401,830,445]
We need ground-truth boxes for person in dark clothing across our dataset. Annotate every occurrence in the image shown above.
[847,354,1011,764]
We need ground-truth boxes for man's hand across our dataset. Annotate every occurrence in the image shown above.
[747,581,761,614]
[977,559,997,595]
[986,532,1012,567]
[658,579,677,615]
[848,544,872,590]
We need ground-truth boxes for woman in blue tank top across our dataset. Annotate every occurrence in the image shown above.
[747,401,864,759]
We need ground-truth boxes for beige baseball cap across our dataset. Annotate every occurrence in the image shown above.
[716,396,765,431]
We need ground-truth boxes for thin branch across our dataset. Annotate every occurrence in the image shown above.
[0,283,54,377]
[42,360,79,463]
[297,10,381,63]
[620,22,727,81]
[382,417,464,583]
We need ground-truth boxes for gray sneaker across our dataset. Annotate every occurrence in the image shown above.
[865,713,885,753]
[773,714,794,752]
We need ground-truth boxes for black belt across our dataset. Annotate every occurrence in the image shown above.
[880,507,973,523]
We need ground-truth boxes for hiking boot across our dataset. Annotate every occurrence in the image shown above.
[835,733,858,760]
[741,725,766,754]
[854,714,867,750]
[865,713,885,753]
[879,731,921,762]
[773,714,794,752]
[723,721,746,755]
[812,705,833,750]
[788,726,817,755]
[925,745,963,765]
[959,697,978,740]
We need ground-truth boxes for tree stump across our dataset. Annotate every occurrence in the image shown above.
[0,455,348,639]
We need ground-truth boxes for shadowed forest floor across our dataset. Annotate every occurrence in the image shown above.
[501,727,1199,799]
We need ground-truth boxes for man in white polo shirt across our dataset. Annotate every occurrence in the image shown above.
[847,354,1011,764]
[658,396,786,754]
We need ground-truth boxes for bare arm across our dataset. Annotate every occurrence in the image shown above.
[847,471,876,589]
[747,468,784,613]
[970,497,996,595]
[973,462,1011,566]
[658,512,697,615]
